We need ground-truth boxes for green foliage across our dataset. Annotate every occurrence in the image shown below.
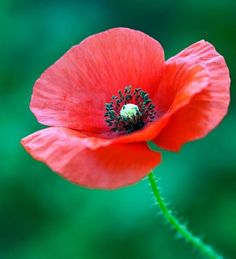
[0,0,236,258]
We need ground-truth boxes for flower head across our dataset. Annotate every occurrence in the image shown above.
[21,28,230,189]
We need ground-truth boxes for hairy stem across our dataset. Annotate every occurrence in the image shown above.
[148,171,223,259]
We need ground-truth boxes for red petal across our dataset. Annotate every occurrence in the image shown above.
[21,127,161,189]
[112,62,206,144]
[111,114,170,144]
[30,28,164,135]
[154,40,230,151]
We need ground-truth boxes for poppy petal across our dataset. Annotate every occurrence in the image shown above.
[21,127,161,189]
[153,40,230,151]
[111,64,207,144]
[30,28,164,135]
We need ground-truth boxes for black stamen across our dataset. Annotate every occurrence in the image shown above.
[104,86,157,135]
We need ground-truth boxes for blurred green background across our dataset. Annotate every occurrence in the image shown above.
[1,0,236,258]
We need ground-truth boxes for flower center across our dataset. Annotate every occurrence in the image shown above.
[105,86,156,134]
[120,103,141,120]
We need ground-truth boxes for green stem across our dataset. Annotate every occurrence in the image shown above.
[148,171,223,259]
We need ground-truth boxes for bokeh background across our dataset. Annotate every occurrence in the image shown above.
[1,0,236,258]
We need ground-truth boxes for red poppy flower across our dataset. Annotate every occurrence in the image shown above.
[21,28,230,189]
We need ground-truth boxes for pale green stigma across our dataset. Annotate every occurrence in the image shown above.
[120,103,141,120]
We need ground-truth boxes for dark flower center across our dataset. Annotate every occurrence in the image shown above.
[104,86,156,134]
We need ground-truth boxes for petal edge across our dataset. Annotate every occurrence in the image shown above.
[154,40,230,151]
[21,127,161,189]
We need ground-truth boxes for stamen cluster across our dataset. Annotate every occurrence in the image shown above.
[105,86,156,134]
